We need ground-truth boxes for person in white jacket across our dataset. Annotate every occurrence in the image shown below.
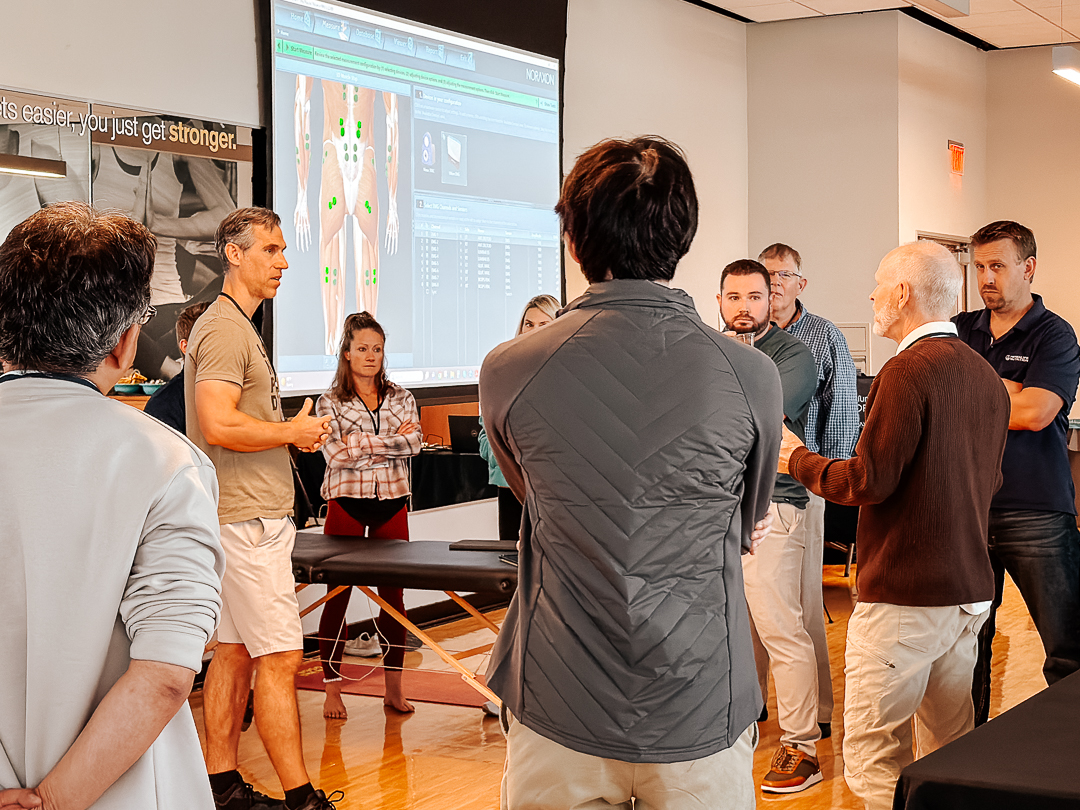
[0,202,225,810]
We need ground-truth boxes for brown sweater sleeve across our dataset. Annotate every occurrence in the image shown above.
[789,362,923,506]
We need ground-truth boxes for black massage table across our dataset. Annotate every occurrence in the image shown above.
[290,530,517,704]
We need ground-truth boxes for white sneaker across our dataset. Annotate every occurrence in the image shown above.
[343,632,381,657]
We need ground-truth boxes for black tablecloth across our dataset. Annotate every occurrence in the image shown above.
[411,449,496,511]
[292,447,497,516]
[894,670,1080,810]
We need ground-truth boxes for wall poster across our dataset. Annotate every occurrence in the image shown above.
[0,87,254,380]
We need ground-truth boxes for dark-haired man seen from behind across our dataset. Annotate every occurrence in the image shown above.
[482,138,782,809]
[954,220,1080,726]
[144,299,211,432]
[718,260,822,793]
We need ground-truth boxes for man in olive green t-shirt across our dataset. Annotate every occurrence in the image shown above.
[185,208,337,810]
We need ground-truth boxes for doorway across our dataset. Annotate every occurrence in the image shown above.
[916,231,974,315]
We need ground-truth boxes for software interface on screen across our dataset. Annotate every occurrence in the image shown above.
[271,0,561,393]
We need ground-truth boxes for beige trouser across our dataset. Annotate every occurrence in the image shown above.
[843,602,989,810]
[500,715,757,810]
[804,492,835,723]
[744,501,821,755]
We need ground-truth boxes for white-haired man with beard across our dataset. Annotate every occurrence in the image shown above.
[778,241,1011,810]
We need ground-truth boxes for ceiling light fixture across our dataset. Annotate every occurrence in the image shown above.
[1053,45,1080,88]
[0,153,68,179]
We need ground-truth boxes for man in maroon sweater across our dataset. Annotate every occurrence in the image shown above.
[778,241,1010,810]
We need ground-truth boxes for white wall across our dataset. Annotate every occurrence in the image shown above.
[897,14,988,251]
[0,0,261,126]
[987,46,1080,339]
[748,12,900,371]
[896,15,988,317]
[562,0,749,317]
[987,45,1080,417]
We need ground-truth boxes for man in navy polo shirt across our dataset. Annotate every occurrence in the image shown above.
[954,220,1080,725]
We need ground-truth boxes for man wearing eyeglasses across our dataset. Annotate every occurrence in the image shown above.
[759,243,860,739]
[0,203,225,809]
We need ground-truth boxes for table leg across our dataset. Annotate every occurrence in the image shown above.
[299,585,350,619]
[443,590,502,634]
[357,585,501,705]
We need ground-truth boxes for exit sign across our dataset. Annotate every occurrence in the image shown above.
[949,141,965,175]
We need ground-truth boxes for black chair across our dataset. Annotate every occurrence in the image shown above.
[824,501,858,577]
[821,372,874,578]
[292,449,328,527]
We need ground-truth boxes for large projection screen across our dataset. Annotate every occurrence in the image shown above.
[270,0,562,395]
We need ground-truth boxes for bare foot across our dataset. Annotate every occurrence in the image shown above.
[323,680,348,720]
[383,670,415,713]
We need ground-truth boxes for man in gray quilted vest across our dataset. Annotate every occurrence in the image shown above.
[480,137,784,809]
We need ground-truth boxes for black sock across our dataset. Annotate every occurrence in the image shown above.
[208,770,242,795]
[285,783,316,809]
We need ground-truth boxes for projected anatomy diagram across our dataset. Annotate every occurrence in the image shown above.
[294,76,400,354]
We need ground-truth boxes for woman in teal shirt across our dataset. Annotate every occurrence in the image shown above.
[479,294,560,541]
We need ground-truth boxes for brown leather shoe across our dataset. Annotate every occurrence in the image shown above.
[761,744,823,793]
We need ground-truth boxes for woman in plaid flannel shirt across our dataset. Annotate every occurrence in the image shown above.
[316,311,422,719]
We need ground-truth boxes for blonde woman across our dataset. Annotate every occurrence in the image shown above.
[478,294,560,541]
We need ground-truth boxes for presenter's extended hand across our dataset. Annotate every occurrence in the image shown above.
[0,788,42,809]
[777,424,805,475]
[747,511,774,555]
[291,397,331,452]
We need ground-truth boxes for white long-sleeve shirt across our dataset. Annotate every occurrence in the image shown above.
[0,376,224,808]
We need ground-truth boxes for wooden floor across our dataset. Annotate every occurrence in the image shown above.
[189,567,1047,809]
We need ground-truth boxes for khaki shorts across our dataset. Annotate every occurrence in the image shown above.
[217,516,303,657]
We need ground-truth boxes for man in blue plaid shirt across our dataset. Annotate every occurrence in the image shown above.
[759,242,861,738]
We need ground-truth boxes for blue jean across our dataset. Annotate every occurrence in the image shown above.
[972,509,1080,725]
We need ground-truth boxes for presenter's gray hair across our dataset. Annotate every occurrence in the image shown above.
[0,202,154,374]
[888,241,962,320]
[216,207,281,271]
